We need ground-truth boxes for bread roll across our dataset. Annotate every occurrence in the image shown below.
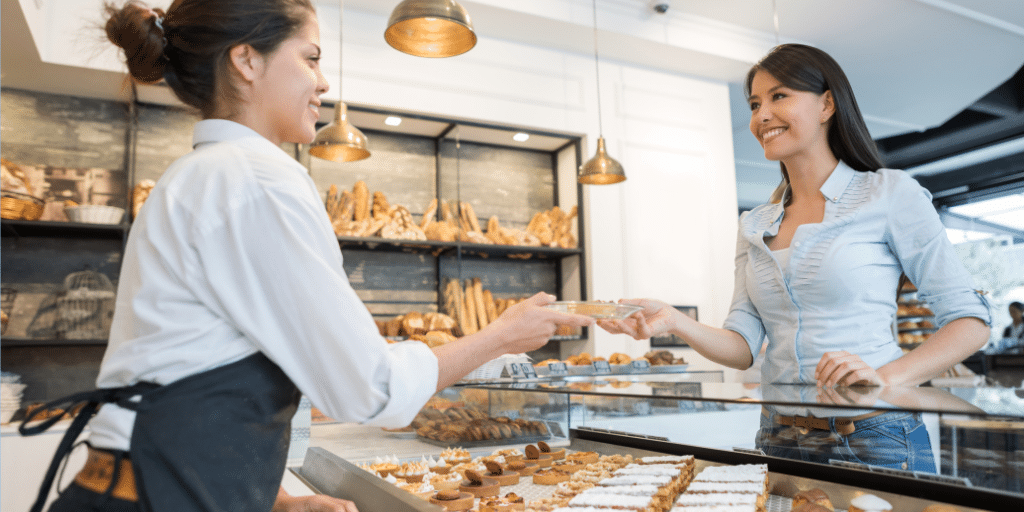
[132,179,156,219]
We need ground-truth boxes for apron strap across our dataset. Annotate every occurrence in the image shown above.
[19,383,160,512]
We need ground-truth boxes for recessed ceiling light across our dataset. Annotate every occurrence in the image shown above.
[384,116,402,126]
[513,132,530,142]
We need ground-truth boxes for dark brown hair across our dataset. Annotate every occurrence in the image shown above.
[104,0,315,118]
[744,44,885,203]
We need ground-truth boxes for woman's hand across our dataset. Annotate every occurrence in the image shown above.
[597,299,678,340]
[274,489,359,512]
[482,292,594,354]
[815,351,885,387]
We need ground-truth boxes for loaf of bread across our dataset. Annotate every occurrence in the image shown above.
[132,179,156,219]
[353,180,370,221]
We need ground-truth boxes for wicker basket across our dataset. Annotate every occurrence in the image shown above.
[1,191,45,220]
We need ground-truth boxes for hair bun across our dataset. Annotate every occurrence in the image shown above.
[104,1,167,84]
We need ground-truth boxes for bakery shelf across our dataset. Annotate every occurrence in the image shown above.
[334,236,582,260]
[1,219,126,240]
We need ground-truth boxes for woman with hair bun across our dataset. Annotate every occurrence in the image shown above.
[599,44,991,470]
[21,2,593,511]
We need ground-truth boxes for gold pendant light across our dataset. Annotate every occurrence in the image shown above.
[309,103,370,161]
[309,0,370,162]
[385,0,477,58]
[578,0,625,185]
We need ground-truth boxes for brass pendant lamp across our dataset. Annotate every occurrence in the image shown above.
[578,0,625,185]
[385,0,477,58]
[309,0,370,162]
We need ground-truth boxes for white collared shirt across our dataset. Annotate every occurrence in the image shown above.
[89,120,438,451]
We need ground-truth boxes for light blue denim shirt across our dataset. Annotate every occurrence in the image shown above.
[724,161,991,385]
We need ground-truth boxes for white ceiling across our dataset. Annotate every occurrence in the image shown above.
[3,0,1023,207]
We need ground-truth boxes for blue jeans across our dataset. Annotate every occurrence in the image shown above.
[756,409,936,472]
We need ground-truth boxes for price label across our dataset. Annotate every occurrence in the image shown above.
[592,360,612,374]
[630,360,651,372]
[520,363,538,378]
[506,362,524,378]
[548,362,568,376]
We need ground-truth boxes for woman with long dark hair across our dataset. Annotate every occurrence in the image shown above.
[20,2,593,511]
[600,44,991,470]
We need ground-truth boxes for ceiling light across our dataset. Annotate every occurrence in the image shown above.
[385,0,477,58]
[385,116,403,126]
[578,0,625,185]
[513,132,530,142]
[309,0,371,162]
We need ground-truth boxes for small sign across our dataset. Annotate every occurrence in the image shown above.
[593,360,612,374]
[629,360,651,372]
[506,362,524,378]
[520,363,538,378]
[548,362,568,376]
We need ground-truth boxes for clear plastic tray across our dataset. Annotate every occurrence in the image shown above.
[543,301,642,320]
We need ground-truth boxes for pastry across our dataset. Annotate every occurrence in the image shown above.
[429,471,462,491]
[459,470,500,498]
[479,492,526,512]
[440,447,471,465]
[504,460,539,476]
[551,460,585,473]
[538,441,565,460]
[792,488,833,511]
[483,460,520,486]
[493,448,523,462]
[566,451,599,465]
[532,468,570,485]
[429,490,474,511]
[848,494,892,512]
[525,445,554,467]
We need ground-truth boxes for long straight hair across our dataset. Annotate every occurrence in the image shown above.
[744,44,885,204]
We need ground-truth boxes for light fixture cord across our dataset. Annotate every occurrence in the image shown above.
[772,0,780,45]
[591,0,604,137]
[344,0,348,102]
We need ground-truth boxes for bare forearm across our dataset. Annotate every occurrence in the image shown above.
[671,313,753,370]
[878,317,988,386]
[432,331,506,391]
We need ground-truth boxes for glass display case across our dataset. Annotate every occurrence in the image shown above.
[297,375,1024,512]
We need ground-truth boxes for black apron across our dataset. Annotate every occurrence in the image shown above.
[20,353,300,512]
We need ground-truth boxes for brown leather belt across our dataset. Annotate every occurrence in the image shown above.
[762,407,886,436]
[73,447,138,502]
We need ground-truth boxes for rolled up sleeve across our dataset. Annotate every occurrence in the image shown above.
[886,174,992,328]
[722,213,766,363]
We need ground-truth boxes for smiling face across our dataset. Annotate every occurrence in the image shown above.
[748,70,834,164]
[246,11,328,145]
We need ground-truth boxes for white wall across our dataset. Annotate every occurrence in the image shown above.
[330,9,739,376]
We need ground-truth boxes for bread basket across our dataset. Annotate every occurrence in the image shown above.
[1,191,45,220]
[65,205,125,225]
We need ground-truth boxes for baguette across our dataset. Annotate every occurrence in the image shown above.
[483,289,498,324]
[353,180,370,221]
[472,278,489,329]
[421,198,438,230]
[464,280,479,335]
